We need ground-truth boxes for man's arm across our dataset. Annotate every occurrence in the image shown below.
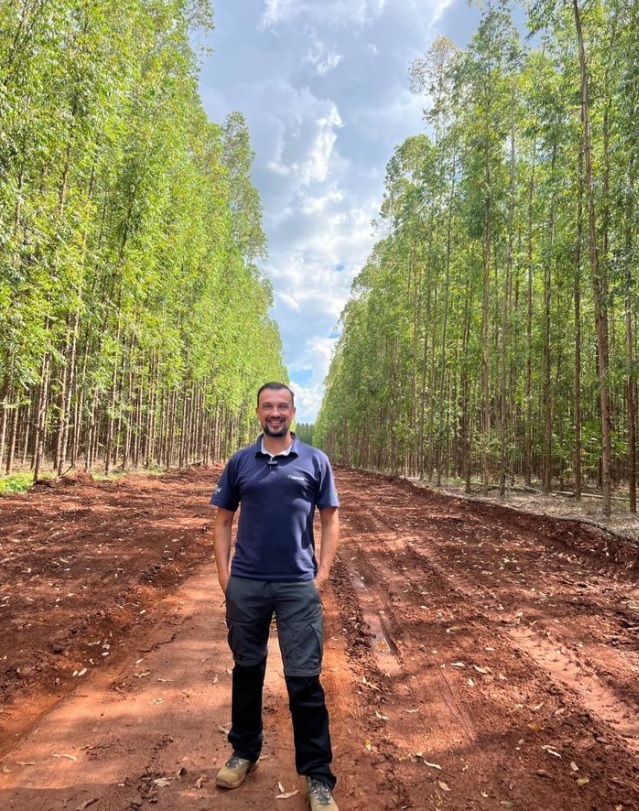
[213,507,235,594]
[315,507,339,590]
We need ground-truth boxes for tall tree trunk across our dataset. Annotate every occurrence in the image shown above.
[542,144,558,494]
[22,398,33,468]
[55,310,79,475]
[145,367,157,468]
[5,393,20,475]
[134,381,143,468]
[525,142,537,487]
[625,154,637,512]
[573,0,612,515]
[212,406,221,463]
[461,292,473,494]
[499,102,516,499]
[168,389,177,467]
[437,155,456,487]
[0,368,13,472]
[72,346,89,469]
[481,170,492,494]
[419,271,432,477]
[85,392,99,471]
[574,145,584,502]
[33,346,52,481]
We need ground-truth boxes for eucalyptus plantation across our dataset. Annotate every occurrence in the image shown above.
[316,0,639,512]
[0,0,287,475]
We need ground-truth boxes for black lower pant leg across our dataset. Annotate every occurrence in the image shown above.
[286,675,336,789]
[228,658,267,761]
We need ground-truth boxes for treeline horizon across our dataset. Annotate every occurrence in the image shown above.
[315,0,639,515]
[0,0,287,479]
[294,422,314,445]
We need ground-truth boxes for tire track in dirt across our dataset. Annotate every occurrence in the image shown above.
[405,529,639,753]
[340,506,477,742]
[377,499,639,755]
[418,508,639,754]
[333,468,639,810]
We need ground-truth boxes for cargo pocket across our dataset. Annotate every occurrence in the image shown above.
[280,597,323,677]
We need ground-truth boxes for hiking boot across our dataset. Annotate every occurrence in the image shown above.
[307,777,339,810]
[215,754,256,789]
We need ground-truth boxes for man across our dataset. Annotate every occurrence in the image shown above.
[210,382,340,811]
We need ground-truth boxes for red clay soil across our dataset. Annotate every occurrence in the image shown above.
[1,465,639,810]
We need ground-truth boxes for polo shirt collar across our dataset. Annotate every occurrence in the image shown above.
[256,432,299,458]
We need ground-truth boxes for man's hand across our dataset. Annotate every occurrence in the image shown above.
[218,570,230,595]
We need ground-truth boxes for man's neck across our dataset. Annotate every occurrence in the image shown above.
[262,433,293,456]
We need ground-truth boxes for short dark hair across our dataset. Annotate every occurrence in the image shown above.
[257,382,295,406]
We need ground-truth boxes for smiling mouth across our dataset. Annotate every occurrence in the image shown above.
[265,419,287,434]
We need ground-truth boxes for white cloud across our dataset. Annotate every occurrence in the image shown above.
[303,107,342,183]
[267,102,342,186]
[311,50,343,76]
[352,85,425,127]
[300,187,344,215]
[290,337,337,422]
[304,30,343,76]
[292,337,335,381]
[199,0,477,421]
[279,291,302,311]
[293,383,326,425]
[259,0,290,29]
[260,0,388,30]
[269,252,350,316]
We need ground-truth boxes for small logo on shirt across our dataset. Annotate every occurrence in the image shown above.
[287,474,307,482]
[214,485,222,494]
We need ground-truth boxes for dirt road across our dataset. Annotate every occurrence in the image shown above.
[1,466,638,810]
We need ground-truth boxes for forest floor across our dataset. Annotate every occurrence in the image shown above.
[1,465,639,810]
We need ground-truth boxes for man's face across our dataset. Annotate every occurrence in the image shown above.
[256,388,296,437]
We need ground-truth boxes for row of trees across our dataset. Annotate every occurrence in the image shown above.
[0,0,287,477]
[316,0,639,514]
[294,422,314,445]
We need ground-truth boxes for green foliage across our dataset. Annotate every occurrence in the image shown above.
[0,472,34,494]
[294,422,314,445]
[317,0,639,501]
[0,0,287,473]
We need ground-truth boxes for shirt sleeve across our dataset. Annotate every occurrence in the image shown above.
[210,456,240,511]
[317,455,340,509]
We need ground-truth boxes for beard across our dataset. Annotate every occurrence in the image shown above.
[262,420,289,437]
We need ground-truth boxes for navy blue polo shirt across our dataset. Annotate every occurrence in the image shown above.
[210,434,339,582]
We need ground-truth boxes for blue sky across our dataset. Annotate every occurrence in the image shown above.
[198,0,481,422]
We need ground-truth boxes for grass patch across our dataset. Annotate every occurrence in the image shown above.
[0,472,35,494]
[0,465,169,494]
[92,471,127,482]
[91,465,167,481]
